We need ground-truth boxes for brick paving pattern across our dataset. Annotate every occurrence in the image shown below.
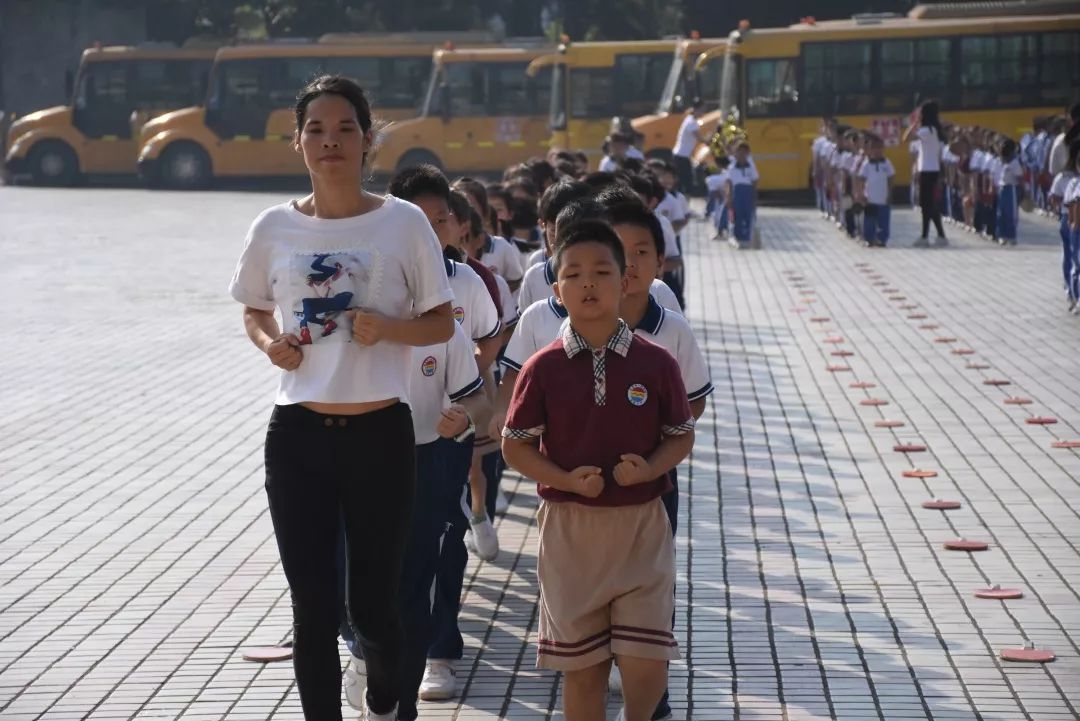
[0,188,1077,720]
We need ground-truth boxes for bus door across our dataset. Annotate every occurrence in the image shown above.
[469,63,550,169]
[437,62,484,170]
[204,59,273,175]
[72,61,138,173]
[743,57,803,189]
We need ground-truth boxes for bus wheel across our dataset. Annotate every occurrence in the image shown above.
[396,149,442,174]
[161,143,211,190]
[28,141,79,187]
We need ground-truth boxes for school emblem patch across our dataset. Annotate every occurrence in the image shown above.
[421,356,438,377]
[627,383,648,406]
[453,306,465,323]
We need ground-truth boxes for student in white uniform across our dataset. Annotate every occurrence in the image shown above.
[229,75,455,721]
[856,135,895,247]
[995,139,1022,245]
[453,178,525,292]
[728,142,760,248]
[1049,140,1080,310]
[519,180,594,312]
[705,158,731,239]
[903,100,947,247]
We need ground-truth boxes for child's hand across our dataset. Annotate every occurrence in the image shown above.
[266,333,303,371]
[437,405,470,439]
[488,411,506,441]
[613,454,652,486]
[568,466,604,498]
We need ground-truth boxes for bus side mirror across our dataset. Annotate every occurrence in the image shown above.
[65,70,74,100]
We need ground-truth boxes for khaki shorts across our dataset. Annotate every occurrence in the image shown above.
[536,498,679,671]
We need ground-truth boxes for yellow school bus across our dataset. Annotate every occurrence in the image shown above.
[631,37,728,158]
[371,46,553,177]
[4,43,216,185]
[692,4,1080,192]
[137,35,489,189]
[527,39,678,164]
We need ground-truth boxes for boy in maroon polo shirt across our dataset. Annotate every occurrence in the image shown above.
[502,219,695,720]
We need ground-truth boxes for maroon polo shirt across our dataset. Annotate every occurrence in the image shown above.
[504,324,693,507]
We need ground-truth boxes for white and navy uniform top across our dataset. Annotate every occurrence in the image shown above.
[730,162,759,186]
[517,257,682,317]
[1064,177,1080,209]
[526,247,546,269]
[598,155,620,172]
[492,273,518,328]
[656,191,687,227]
[445,257,501,343]
[502,295,712,404]
[858,158,896,206]
[1049,170,1077,213]
[997,157,1022,188]
[480,234,524,287]
[655,210,681,259]
[705,170,729,195]
[410,321,485,445]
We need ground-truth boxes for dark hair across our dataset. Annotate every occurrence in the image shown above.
[555,160,578,178]
[448,189,473,227]
[628,172,664,203]
[919,99,943,137]
[600,194,665,260]
[582,171,621,192]
[1068,138,1080,170]
[573,150,589,165]
[553,198,605,246]
[525,158,557,189]
[510,197,539,230]
[1000,138,1017,160]
[539,180,594,223]
[452,177,488,216]
[646,157,675,175]
[621,157,645,174]
[485,183,512,208]
[1070,102,1080,123]
[553,219,626,277]
[295,74,373,133]
[388,163,449,203]
[554,150,577,164]
[506,177,539,201]
[609,132,632,145]
[467,207,485,238]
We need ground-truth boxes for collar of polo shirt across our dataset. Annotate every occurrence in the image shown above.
[633,294,665,335]
[561,319,633,359]
[444,257,456,277]
[544,257,556,285]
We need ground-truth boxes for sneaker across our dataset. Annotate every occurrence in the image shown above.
[494,487,510,515]
[364,701,396,721]
[608,663,623,694]
[343,655,367,711]
[468,515,499,561]
[913,238,930,248]
[419,660,457,701]
[935,236,949,247]
[728,237,741,249]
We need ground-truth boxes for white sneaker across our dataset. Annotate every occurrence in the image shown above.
[364,700,396,721]
[608,663,623,694]
[419,660,457,701]
[343,655,367,710]
[468,515,499,561]
[495,487,510,514]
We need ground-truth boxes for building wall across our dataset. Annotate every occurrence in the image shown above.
[0,0,146,116]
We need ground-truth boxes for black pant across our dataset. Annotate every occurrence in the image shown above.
[919,171,946,239]
[265,402,416,720]
[673,154,694,196]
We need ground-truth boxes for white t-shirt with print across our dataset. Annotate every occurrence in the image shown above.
[229,196,454,406]
[673,115,701,158]
[410,322,484,445]
[446,258,501,342]
[858,158,896,206]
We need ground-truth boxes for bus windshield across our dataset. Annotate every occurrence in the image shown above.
[74,59,210,112]
[424,61,552,119]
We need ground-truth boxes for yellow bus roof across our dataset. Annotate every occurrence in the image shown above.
[557,39,680,65]
[82,45,218,62]
[433,46,554,64]
[214,41,442,61]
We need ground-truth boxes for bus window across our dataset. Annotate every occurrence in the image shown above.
[880,38,950,111]
[745,58,799,117]
[73,62,134,138]
[803,41,873,116]
[1041,32,1080,105]
[550,62,568,130]
[328,57,382,100]
[130,60,209,111]
[570,69,613,118]
[206,59,267,138]
[445,63,488,117]
[377,57,430,110]
[614,54,672,118]
[490,63,530,115]
[960,34,1038,107]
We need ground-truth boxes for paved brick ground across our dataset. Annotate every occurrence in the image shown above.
[0,188,1077,721]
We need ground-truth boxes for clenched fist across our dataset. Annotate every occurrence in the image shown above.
[348,309,389,346]
[568,465,604,498]
[613,454,652,486]
[266,333,303,371]
[437,404,471,439]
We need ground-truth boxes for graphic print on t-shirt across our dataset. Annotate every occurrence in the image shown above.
[290,252,371,345]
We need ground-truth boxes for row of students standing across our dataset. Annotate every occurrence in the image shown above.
[1022,105,1080,217]
[812,119,896,248]
[936,123,1023,246]
[702,141,760,249]
[230,72,715,721]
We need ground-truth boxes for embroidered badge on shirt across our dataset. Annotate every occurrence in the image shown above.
[421,356,437,377]
[453,306,465,323]
[627,383,648,406]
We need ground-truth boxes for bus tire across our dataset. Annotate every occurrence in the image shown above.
[160,142,212,190]
[27,140,79,187]
[396,149,442,174]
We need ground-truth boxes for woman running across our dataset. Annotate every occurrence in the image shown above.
[228,75,455,721]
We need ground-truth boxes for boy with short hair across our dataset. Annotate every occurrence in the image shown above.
[502,219,695,721]
[856,135,896,247]
[728,141,760,248]
[519,180,594,311]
